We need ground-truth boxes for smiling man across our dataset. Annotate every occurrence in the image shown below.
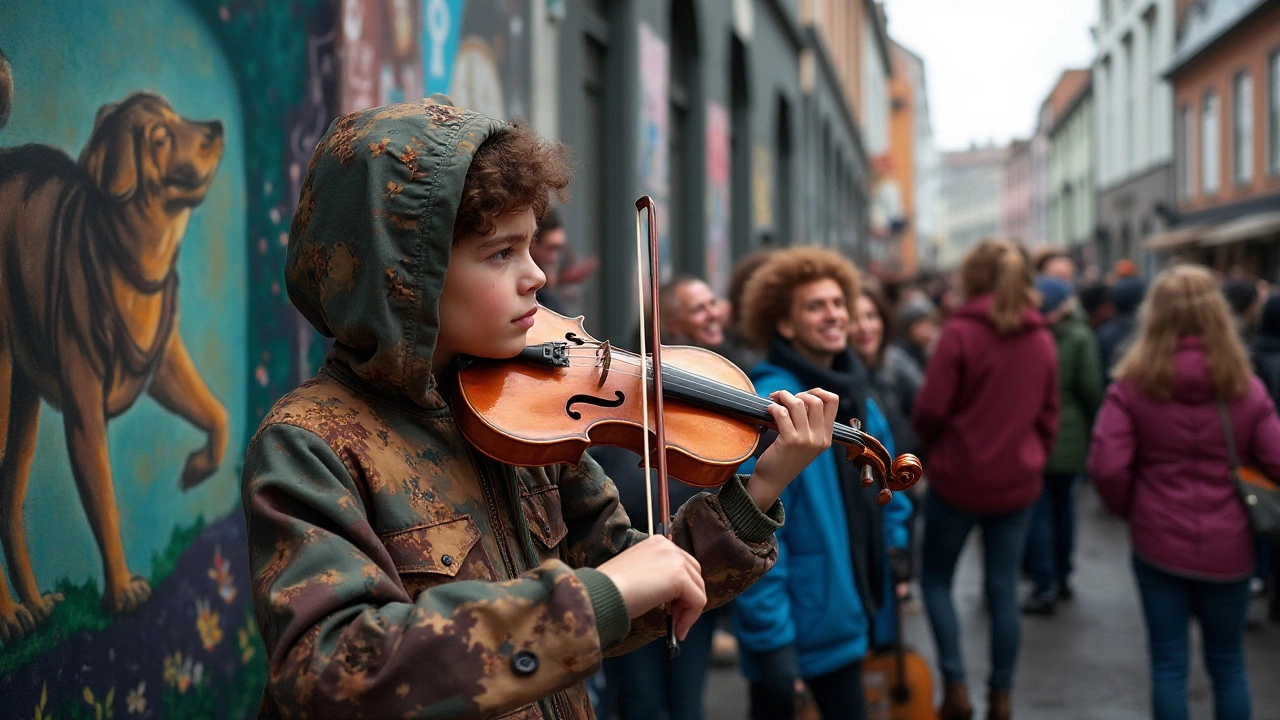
[731,247,913,720]
[660,276,726,350]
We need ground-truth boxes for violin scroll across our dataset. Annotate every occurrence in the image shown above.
[841,424,923,505]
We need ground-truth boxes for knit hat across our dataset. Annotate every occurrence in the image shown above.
[1111,277,1147,314]
[1035,276,1072,316]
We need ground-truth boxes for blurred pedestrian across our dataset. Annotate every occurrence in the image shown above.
[851,287,923,459]
[732,247,913,720]
[1021,277,1103,615]
[1034,249,1076,283]
[1250,295,1280,625]
[531,208,569,313]
[1089,264,1280,720]
[1222,277,1263,343]
[896,298,940,370]
[1096,276,1146,383]
[911,239,1059,720]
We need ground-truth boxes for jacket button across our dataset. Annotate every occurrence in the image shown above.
[542,524,552,537]
[440,554,453,567]
[511,650,539,675]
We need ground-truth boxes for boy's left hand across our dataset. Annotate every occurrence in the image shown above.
[746,388,839,511]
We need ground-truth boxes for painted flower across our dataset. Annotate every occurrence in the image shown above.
[127,681,146,715]
[164,651,195,693]
[208,545,237,604]
[196,598,223,651]
[238,627,257,664]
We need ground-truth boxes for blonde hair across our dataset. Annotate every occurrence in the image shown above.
[959,238,1039,334]
[739,247,861,350]
[1114,264,1250,401]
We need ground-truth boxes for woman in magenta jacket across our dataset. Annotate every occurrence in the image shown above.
[1089,264,1280,720]
[912,239,1060,720]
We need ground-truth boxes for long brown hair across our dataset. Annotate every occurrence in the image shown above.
[1114,264,1251,401]
[959,238,1039,334]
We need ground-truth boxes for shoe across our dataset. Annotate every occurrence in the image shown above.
[987,689,1011,720]
[938,682,973,720]
[1021,592,1056,616]
[1056,579,1073,601]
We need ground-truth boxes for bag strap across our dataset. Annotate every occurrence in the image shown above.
[1215,400,1242,472]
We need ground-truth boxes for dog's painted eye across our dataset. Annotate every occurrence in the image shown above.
[151,127,172,148]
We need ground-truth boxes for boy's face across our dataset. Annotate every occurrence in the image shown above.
[435,208,545,369]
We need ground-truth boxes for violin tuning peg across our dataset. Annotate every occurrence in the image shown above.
[877,487,893,506]
[860,464,874,488]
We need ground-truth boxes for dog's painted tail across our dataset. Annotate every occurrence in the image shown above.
[0,49,11,132]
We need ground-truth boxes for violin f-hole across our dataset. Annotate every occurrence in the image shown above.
[566,390,626,420]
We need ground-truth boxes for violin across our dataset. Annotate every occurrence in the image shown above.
[453,306,924,501]
[453,196,921,657]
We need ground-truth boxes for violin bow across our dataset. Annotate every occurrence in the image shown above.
[634,196,679,658]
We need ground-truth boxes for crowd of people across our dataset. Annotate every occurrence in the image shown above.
[532,220,1280,720]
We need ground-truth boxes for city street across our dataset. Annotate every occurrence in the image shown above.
[703,485,1280,720]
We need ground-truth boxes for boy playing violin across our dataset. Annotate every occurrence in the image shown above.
[241,97,840,719]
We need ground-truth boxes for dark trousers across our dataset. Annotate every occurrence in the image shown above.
[1024,472,1078,595]
[602,608,718,720]
[1132,554,1251,720]
[746,645,867,720]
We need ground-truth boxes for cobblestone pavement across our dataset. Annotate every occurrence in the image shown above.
[701,485,1280,720]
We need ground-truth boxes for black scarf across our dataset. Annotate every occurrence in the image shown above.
[766,335,886,616]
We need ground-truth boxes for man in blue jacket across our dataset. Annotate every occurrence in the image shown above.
[733,247,912,720]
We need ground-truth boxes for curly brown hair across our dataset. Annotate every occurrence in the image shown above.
[454,120,573,241]
[739,247,861,349]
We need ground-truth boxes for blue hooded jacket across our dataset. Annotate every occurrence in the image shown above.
[732,361,912,680]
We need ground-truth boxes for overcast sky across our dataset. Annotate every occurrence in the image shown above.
[881,0,1099,152]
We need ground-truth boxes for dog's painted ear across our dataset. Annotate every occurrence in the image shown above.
[79,103,139,202]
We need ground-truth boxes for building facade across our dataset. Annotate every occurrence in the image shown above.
[1163,0,1280,280]
[1002,138,1034,245]
[553,0,888,341]
[1094,0,1177,271]
[1047,69,1097,250]
[939,145,1009,267]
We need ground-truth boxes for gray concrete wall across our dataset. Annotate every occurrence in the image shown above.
[1095,163,1174,271]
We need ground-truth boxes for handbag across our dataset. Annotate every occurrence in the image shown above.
[1215,401,1280,540]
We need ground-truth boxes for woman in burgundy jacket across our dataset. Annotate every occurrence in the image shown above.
[912,239,1060,720]
[1089,264,1280,720]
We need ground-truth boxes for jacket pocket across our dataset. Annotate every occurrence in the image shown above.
[521,486,569,555]
[380,515,495,596]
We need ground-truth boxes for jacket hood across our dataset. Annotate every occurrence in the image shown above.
[285,97,506,407]
[1170,337,1217,404]
[952,294,1046,333]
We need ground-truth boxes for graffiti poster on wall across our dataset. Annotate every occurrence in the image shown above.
[637,21,671,278]
[340,0,423,114]
[705,102,731,297]
[420,0,529,121]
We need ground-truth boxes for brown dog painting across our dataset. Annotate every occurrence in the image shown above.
[0,52,229,642]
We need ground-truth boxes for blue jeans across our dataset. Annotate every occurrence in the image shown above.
[920,491,1034,691]
[1132,555,1252,720]
[1024,473,1077,596]
[602,607,719,720]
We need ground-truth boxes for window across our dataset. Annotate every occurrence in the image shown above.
[1270,51,1279,175]
[1178,104,1194,199]
[1234,72,1254,184]
[1202,90,1220,195]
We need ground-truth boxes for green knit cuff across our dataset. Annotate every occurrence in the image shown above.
[717,474,785,544]
[576,567,630,650]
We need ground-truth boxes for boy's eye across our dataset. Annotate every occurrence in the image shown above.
[490,247,512,261]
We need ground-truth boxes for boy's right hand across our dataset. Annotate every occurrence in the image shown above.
[596,535,706,640]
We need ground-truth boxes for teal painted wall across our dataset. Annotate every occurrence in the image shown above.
[0,0,247,592]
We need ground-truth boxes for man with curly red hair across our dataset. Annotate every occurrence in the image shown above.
[732,247,913,720]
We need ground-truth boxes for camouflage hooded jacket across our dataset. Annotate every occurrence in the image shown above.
[241,99,783,720]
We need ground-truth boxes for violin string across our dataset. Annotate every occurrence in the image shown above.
[551,348,870,448]
[551,360,868,448]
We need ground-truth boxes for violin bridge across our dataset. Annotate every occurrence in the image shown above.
[597,341,612,387]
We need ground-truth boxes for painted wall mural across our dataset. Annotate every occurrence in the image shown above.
[0,1,532,716]
[0,0,335,716]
